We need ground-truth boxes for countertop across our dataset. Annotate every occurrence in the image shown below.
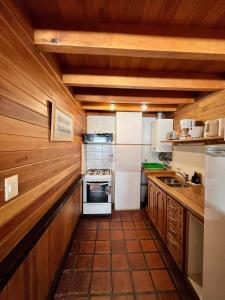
[146,170,204,222]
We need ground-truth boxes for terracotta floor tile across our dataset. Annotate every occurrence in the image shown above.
[128,253,147,270]
[122,221,135,229]
[93,254,110,270]
[132,215,143,221]
[140,240,157,252]
[126,240,141,252]
[75,255,93,270]
[82,230,96,240]
[145,253,165,269]
[95,241,110,253]
[70,241,80,254]
[112,296,134,300]
[111,230,124,240]
[123,230,137,240]
[112,253,129,270]
[158,292,181,300]
[91,272,111,293]
[120,215,133,221]
[111,240,126,253]
[68,271,91,294]
[98,221,110,230]
[97,230,110,240]
[136,295,157,300]
[134,221,147,229]
[132,270,154,292]
[151,270,175,291]
[55,210,196,300]
[136,229,152,239]
[112,271,133,293]
[111,221,122,229]
[86,222,98,230]
[79,241,95,253]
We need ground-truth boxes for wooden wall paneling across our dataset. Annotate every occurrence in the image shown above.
[0,115,49,138]
[0,156,80,203]
[35,229,50,300]
[0,168,79,260]
[0,182,81,299]
[0,286,7,300]
[174,89,225,130]
[0,134,82,152]
[0,5,82,116]
[0,75,48,116]
[0,146,79,171]
[0,95,49,128]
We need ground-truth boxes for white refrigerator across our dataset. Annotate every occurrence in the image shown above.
[203,145,225,300]
[115,112,142,210]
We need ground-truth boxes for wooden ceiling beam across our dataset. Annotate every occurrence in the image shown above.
[81,102,177,112]
[63,74,225,91]
[75,94,194,104]
[34,29,225,61]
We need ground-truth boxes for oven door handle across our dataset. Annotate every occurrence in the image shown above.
[86,183,109,186]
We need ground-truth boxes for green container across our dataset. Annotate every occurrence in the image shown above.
[142,162,165,170]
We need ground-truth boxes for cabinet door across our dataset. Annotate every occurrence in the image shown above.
[155,186,166,241]
[148,180,157,225]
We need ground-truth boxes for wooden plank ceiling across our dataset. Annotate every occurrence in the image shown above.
[21,0,225,113]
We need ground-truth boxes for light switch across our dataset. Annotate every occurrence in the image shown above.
[5,175,18,201]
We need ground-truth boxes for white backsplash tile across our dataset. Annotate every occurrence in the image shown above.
[172,144,206,184]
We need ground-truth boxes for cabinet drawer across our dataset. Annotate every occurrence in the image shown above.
[167,232,183,267]
[167,220,183,242]
[167,210,183,227]
[167,196,183,217]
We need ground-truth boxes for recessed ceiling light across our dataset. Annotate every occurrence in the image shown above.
[142,104,147,111]
[110,103,115,110]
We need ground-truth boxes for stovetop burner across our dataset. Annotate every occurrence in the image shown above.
[86,168,111,176]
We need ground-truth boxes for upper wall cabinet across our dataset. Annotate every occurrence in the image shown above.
[152,119,173,152]
[116,112,142,144]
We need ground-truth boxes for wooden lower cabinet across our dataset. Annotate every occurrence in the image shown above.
[147,180,185,270]
[166,195,184,270]
[147,180,166,242]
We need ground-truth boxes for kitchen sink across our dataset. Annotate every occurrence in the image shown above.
[159,177,190,188]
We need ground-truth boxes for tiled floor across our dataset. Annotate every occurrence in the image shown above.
[54,210,197,300]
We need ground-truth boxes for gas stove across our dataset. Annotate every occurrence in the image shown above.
[84,168,112,182]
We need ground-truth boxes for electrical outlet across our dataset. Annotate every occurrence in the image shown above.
[5,175,18,201]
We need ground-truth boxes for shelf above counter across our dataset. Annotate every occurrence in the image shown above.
[161,136,224,144]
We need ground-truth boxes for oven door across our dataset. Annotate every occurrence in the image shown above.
[86,182,110,203]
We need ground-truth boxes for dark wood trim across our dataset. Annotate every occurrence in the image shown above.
[0,174,83,292]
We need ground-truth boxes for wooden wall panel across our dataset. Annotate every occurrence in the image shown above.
[0,0,86,276]
[174,89,225,130]
[0,184,81,300]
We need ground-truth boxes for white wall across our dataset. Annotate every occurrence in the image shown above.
[171,144,206,183]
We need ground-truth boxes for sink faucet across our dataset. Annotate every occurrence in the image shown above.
[176,169,189,182]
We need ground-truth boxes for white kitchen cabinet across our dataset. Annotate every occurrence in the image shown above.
[152,119,173,152]
[116,112,142,144]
